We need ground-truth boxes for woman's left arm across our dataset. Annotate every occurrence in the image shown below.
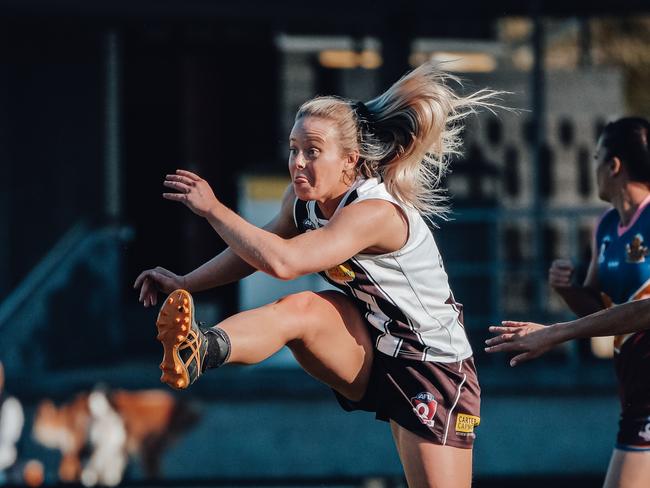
[163,170,405,280]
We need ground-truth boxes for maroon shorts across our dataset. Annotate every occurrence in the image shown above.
[615,331,650,449]
[616,415,650,450]
[334,351,481,449]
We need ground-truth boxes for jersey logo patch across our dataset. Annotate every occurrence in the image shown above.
[626,233,649,263]
[598,236,611,264]
[411,392,437,428]
[455,413,480,434]
[325,262,356,283]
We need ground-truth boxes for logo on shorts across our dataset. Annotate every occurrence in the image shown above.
[638,418,650,442]
[411,392,437,428]
[455,413,481,435]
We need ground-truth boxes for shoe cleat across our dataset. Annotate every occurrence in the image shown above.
[155,289,208,390]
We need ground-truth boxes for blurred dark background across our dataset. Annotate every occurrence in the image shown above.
[1,0,650,486]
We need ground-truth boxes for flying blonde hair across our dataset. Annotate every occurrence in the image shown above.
[296,61,504,217]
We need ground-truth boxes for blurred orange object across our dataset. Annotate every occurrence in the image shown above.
[23,460,44,487]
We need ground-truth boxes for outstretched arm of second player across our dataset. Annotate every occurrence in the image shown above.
[485,298,650,365]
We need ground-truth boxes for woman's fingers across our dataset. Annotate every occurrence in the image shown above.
[135,267,180,307]
[484,333,514,347]
[549,270,572,279]
[143,286,157,308]
[551,258,573,270]
[485,334,507,346]
[487,321,529,336]
[484,341,522,354]
[163,192,187,202]
[134,270,150,289]
[139,277,151,303]
[163,180,191,193]
[488,326,518,334]
[162,179,192,203]
[500,320,527,327]
[510,352,533,367]
[138,275,161,306]
[146,289,158,307]
[166,174,195,186]
[175,169,201,181]
[549,259,573,286]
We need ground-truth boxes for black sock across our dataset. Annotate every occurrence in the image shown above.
[203,327,231,371]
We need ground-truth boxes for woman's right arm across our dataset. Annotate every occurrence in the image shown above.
[134,185,298,307]
[549,238,605,317]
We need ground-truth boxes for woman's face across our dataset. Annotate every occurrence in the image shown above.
[288,116,355,202]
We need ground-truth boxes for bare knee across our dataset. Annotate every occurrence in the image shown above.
[276,290,319,309]
[271,291,321,342]
[275,291,320,319]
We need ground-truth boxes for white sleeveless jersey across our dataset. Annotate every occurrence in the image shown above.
[293,177,473,363]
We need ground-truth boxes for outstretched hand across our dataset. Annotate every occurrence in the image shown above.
[484,321,556,367]
[133,267,185,307]
[163,169,220,218]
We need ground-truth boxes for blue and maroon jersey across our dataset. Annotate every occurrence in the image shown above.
[596,198,650,306]
[595,195,650,434]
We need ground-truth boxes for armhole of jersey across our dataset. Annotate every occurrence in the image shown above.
[293,198,308,232]
[292,197,298,228]
[341,188,359,207]
[352,196,414,257]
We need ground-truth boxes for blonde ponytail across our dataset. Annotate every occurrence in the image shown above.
[297,62,504,216]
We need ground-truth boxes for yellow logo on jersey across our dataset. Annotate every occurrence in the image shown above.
[455,413,480,433]
[325,262,356,283]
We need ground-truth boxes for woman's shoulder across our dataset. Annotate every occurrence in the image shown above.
[355,177,397,203]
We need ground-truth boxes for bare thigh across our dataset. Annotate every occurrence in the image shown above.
[217,290,374,401]
[390,421,472,488]
[604,449,650,488]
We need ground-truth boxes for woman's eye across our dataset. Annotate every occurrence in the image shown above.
[308,148,319,157]
[289,148,297,156]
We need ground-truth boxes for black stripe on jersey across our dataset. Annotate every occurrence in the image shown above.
[342,259,408,321]
[345,259,427,354]
[294,198,310,233]
[341,189,359,207]
[347,259,413,327]
[313,201,326,220]
[445,292,465,329]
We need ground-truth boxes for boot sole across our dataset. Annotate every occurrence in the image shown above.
[156,289,195,390]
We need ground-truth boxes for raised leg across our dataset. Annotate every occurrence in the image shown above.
[218,290,374,401]
[157,289,374,401]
